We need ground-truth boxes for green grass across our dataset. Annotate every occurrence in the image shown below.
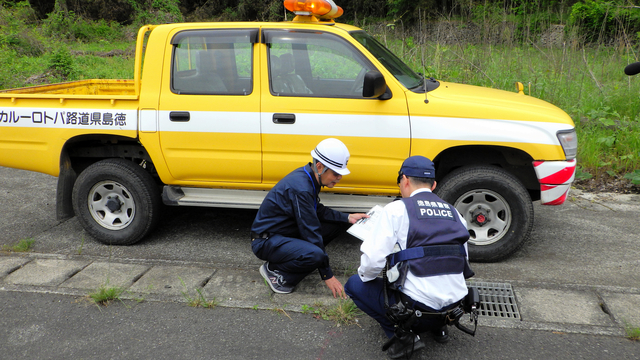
[74,55,135,79]
[375,30,640,181]
[2,238,35,252]
[302,300,363,326]
[183,287,218,308]
[624,170,640,185]
[0,50,48,89]
[179,277,218,308]
[271,306,293,319]
[88,284,126,306]
[72,40,135,53]
[77,236,85,255]
[343,264,359,277]
[625,322,640,341]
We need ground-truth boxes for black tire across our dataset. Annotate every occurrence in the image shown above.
[72,158,161,245]
[434,166,534,262]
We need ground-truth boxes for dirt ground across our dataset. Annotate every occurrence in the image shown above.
[573,173,640,194]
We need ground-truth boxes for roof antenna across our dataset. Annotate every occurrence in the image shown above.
[421,58,429,104]
[423,75,428,104]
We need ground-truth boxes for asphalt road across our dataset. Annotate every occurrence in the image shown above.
[1,166,639,359]
[1,290,638,360]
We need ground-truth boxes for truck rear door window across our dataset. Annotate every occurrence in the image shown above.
[171,29,257,95]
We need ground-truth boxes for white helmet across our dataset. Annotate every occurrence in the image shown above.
[311,138,350,175]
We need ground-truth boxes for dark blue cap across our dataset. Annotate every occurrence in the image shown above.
[399,156,435,178]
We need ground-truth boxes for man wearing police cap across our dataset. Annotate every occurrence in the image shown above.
[251,138,369,298]
[345,155,474,359]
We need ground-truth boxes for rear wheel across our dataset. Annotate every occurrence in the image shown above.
[435,166,534,262]
[72,158,161,245]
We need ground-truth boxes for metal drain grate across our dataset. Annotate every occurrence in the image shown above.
[466,281,520,319]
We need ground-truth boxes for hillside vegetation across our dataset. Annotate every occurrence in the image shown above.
[0,0,639,190]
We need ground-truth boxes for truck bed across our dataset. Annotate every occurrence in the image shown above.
[0,79,136,96]
[0,78,140,177]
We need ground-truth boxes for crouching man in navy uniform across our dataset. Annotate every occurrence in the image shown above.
[345,156,474,359]
[251,138,369,298]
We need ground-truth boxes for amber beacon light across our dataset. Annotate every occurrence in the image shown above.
[284,0,344,21]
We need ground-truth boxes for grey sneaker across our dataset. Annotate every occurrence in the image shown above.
[260,262,294,294]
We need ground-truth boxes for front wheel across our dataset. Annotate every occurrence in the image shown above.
[72,158,161,245]
[434,166,534,262]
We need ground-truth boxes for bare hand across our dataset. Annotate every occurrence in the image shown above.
[325,276,347,299]
[348,213,370,224]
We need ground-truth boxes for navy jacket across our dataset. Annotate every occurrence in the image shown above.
[251,163,349,279]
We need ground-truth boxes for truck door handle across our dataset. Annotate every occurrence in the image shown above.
[170,111,190,122]
[273,113,296,124]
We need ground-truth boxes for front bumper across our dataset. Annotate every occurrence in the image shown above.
[533,159,576,205]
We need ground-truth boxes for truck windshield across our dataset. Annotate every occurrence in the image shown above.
[350,31,423,91]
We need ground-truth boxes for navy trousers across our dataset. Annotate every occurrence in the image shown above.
[344,275,449,338]
[251,222,347,286]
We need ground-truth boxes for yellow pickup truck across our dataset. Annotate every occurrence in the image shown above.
[0,1,577,262]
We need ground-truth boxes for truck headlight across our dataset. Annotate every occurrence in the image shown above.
[557,129,577,160]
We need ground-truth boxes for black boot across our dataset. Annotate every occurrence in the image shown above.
[386,334,425,359]
[432,325,450,343]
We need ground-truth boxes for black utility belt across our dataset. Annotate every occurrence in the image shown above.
[250,232,271,241]
[413,303,465,323]
[398,292,461,315]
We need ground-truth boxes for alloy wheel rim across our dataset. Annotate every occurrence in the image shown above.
[454,189,512,246]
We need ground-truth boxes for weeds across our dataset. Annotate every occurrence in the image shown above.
[262,277,271,290]
[88,284,126,306]
[624,322,640,341]
[301,304,316,314]
[179,277,218,308]
[624,170,640,185]
[302,300,363,326]
[271,306,292,320]
[343,264,359,277]
[77,236,85,255]
[183,287,218,308]
[574,166,594,181]
[2,238,35,252]
[48,46,76,80]
[375,26,640,180]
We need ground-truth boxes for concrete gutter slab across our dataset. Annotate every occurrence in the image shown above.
[128,265,216,297]
[3,258,89,286]
[272,275,349,309]
[202,267,349,311]
[517,288,615,327]
[59,262,149,290]
[203,268,272,307]
[0,257,30,278]
[601,292,640,327]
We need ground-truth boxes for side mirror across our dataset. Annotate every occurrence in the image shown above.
[624,61,640,76]
[363,71,387,98]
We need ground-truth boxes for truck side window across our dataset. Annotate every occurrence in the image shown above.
[171,29,257,95]
[265,30,376,98]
